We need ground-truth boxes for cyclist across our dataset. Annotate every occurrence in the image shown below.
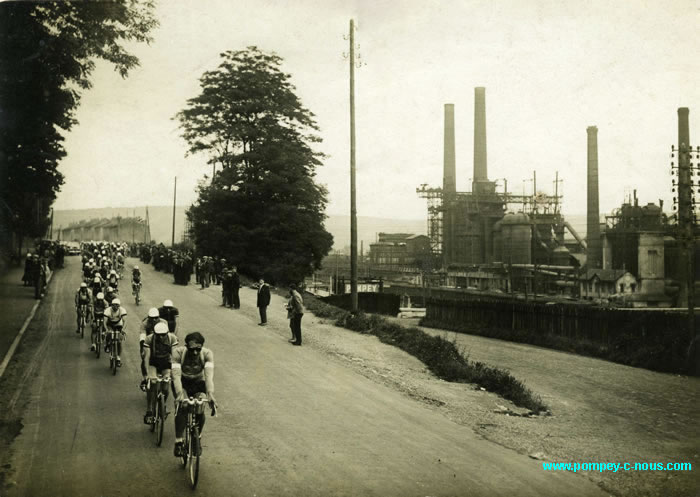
[91,292,108,351]
[171,332,216,457]
[158,299,179,335]
[74,283,92,334]
[143,322,178,424]
[107,269,119,290]
[132,265,142,296]
[91,275,103,296]
[104,298,127,367]
[105,286,118,305]
[139,308,168,391]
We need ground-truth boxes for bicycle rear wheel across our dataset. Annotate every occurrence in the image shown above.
[188,425,200,488]
[155,396,164,446]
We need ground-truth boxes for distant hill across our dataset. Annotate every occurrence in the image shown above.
[53,207,588,251]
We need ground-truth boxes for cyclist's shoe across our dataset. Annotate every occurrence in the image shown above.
[174,441,184,457]
[90,343,96,351]
[140,379,148,392]
[144,411,154,424]
[75,328,80,334]
[104,344,110,353]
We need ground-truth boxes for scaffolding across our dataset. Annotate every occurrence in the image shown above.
[416,185,444,256]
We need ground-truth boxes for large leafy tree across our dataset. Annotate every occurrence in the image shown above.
[176,47,333,284]
[0,1,157,255]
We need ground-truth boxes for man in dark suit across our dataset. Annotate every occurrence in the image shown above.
[231,266,240,309]
[256,278,271,325]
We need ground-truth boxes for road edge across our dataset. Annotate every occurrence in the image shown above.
[0,271,53,379]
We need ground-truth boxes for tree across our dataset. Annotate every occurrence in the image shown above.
[176,47,333,284]
[0,1,158,256]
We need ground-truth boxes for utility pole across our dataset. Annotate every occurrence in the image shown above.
[674,108,696,369]
[348,19,358,313]
[171,176,177,247]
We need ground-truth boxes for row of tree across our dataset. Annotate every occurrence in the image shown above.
[0,0,157,257]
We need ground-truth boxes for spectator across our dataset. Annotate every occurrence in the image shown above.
[256,278,271,325]
[231,266,240,309]
[286,283,304,346]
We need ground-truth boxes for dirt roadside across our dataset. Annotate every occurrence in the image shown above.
[281,307,699,497]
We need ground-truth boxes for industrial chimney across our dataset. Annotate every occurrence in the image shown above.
[473,87,488,185]
[586,126,602,268]
[443,104,456,194]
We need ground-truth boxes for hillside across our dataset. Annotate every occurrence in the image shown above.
[53,207,587,252]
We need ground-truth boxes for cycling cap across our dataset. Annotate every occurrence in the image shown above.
[154,322,168,334]
[110,270,117,275]
[111,298,121,305]
[134,265,139,270]
[94,277,100,283]
[163,299,173,307]
[96,292,104,299]
[184,332,205,346]
[80,282,87,288]
[148,307,159,318]
[107,286,113,292]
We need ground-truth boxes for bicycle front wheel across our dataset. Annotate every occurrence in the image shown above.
[188,425,200,489]
[155,397,164,446]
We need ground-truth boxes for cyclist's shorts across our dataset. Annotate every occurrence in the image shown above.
[149,355,172,372]
[107,323,123,331]
[182,378,206,398]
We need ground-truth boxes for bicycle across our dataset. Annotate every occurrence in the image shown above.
[106,325,124,375]
[92,315,105,359]
[133,281,142,305]
[77,304,88,339]
[147,375,171,446]
[178,395,216,489]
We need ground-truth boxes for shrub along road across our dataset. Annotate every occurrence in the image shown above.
[0,256,606,496]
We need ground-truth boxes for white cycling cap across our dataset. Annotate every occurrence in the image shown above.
[163,299,173,307]
[148,307,159,318]
[154,322,169,334]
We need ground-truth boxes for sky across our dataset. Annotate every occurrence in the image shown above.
[53,0,700,220]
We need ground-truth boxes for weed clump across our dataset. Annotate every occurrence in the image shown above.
[304,294,548,413]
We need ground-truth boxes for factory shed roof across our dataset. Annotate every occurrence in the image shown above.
[581,268,628,282]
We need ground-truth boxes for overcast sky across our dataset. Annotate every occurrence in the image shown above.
[52,0,699,220]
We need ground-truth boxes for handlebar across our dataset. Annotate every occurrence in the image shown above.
[180,395,216,416]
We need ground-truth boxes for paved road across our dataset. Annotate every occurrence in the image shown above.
[3,257,606,497]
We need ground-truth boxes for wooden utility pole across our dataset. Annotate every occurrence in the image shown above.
[171,177,177,247]
[349,19,358,313]
[676,108,694,351]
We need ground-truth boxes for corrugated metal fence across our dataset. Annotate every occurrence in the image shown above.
[425,297,695,374]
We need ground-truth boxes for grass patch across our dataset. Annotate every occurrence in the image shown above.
[304,294,548,414]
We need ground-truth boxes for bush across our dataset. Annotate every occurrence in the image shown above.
[304,295,548,413]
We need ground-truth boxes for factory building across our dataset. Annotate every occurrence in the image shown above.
[418,87,585,295]
[418,89,697,307]
[60,217,149,243]
[369,233,431,267]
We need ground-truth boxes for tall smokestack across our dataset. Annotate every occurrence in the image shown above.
[443,104,456,194]
[473,87,487,183]
[587,126,602,268]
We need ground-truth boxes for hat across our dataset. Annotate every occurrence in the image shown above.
[111,298,121,306]
[148,307,159,318]
[163,299,173,307]
[154,322,168,334]
[96,292,104,299]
